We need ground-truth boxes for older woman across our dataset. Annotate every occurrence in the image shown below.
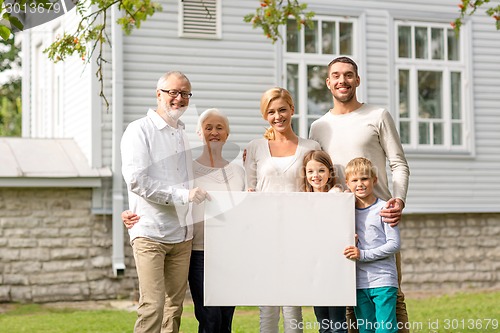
[123,108,245,333]
[244,87,320,333]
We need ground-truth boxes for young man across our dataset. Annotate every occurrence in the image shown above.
[309,57,410,333]
[121,71,209,333]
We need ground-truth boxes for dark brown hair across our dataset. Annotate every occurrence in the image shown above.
[327,56,359,76]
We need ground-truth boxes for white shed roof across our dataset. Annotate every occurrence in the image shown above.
[0,138,111,187]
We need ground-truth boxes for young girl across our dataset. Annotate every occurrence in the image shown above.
[302,150,342,193]
[301,150,347,333]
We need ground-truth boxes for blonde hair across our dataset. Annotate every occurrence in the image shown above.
[344,157,377,181]
[302,150,336,192]
[260,87,294,140]
[196,108,230,135]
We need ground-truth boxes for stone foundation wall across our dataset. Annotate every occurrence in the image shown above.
[400,213,500,291]
[1,187,498,302]
[0,188,136,303]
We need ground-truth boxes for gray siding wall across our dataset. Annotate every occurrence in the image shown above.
[396,5,500,214]
[116,0,500,214]
[306,1,500,214]
[121,0,274,148]
[26,0,500,214]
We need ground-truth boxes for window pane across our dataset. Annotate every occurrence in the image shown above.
[287,64,299,109]
[447,28,460,61]
[339,22,353,55]
[433,122,443,144]
[415,27,428,59]
[322,21,336,54]
[452,123,462,145]
[307,65,330,115]
[292,117,299,133]
[451,72,461,119]
[418,71,442,118]
[305,21,318,53]
[419,122,430,144]
[399,69,410,118]
[395,21,467,150]
[400,121,410,144]
[398,26,412,58]
[431,28,444,60]
[287,19,300,53]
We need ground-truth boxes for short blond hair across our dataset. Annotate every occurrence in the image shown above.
[344,157,377,180]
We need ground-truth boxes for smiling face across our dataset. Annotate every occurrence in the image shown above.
[305,159,331,192]
[265,97,294,133]
[326,61,360,104]
[346,171,377,206]
[200,114,229,145]
[156,74,191,121]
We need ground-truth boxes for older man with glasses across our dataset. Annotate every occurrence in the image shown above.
[121,71,209,333]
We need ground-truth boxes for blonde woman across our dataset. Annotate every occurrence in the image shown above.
[245,87,320,333]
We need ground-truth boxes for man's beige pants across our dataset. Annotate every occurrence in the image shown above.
[132,237,192,333]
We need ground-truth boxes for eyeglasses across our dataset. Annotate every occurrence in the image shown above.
[159,89,193,99]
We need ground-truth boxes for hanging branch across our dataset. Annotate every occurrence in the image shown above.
[243,0,315,43]
[452,0,500,32]
[42,0,162,110]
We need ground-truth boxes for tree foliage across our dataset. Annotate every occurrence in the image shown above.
[452,0,500,32]
[43,0,161,63]
[0,33,20,71]
[0,79,22,136]
[0,36,22,136]
[244,0,314,43]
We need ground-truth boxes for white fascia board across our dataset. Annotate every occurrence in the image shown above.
[0,177,104,188]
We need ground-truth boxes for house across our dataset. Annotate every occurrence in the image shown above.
[3,0,499,302]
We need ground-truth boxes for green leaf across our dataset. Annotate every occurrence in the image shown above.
[8,16,24,31]
[0,25,11,41]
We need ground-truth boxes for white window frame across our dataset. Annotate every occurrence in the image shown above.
[179,0,221,39]
[394,20,472,154]
[282,15,363,138]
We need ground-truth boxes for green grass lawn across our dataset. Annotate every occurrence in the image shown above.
[0,291,498,333]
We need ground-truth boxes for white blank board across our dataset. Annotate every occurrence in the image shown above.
[204,191,356,306]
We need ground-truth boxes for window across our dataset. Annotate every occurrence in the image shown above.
[284,17,357,138]
[179,0,221,39]
[396,21,466,151]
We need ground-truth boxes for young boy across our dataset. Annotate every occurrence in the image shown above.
[343,157,400,333]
